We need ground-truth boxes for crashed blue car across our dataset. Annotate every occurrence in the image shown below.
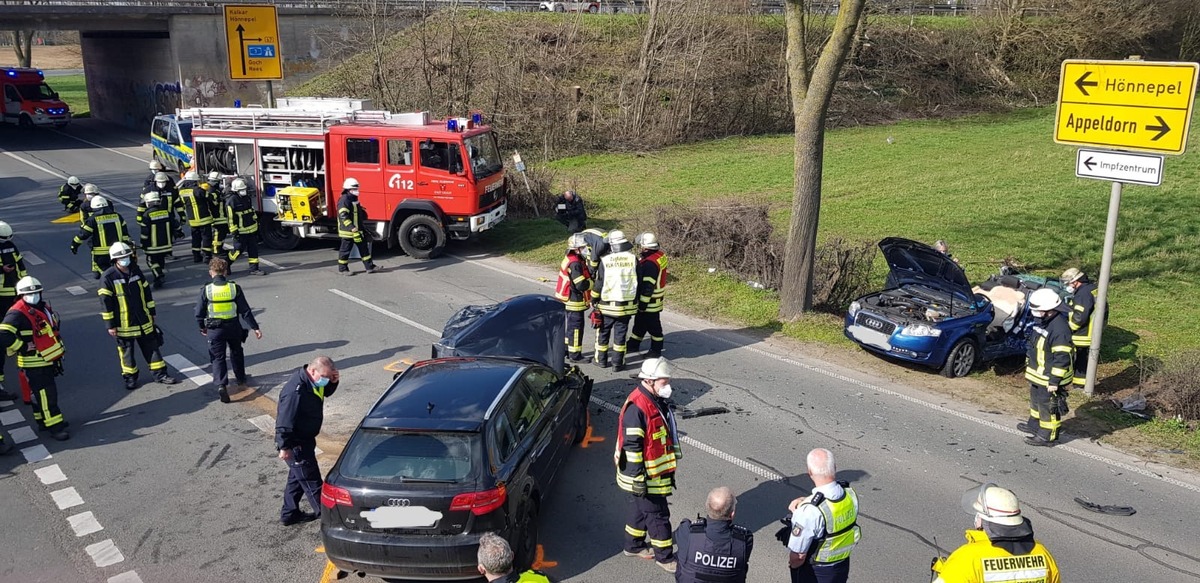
[844,238,1066,378]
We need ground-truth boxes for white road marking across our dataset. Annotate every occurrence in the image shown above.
[163,353,209,388]
[51,130,147,163]
[50,487,85,510]
[34,464,68,485]
[448,253,552,288]
[0,400,12,407]
[23,251,45,265]
[327,289,441,337]
[0,150,139,211]
[83,413,129,426]
[9,425,37,444]
[84,539,125,567]
[0,409,25,426]
[108,572,144,583]
[21,444,51,463]
[68,511,104,537]
[66,285,88,296]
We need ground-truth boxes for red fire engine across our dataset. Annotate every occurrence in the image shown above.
[181,97,507,258]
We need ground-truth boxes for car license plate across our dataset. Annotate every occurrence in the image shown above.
[360,506,443,529]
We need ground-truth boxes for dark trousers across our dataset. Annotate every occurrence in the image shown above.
[565,310,586,359]
[281,444,323,520]
[208,324,246,388]
[211,223,228,255]
[595,314,631,366]
[26,366,65,430]
[629,311,664,355]
[556,214,585,233]
[1072,347,1088,387]
[116,335,167,381]
[625,494,674,563]
[337,237,374,271]
[229,233,259,271]
[145,251,169,284]
[89,252,112,277]
[791,559,850,583]
[1027,383,1062,442]
[190,225,213,262]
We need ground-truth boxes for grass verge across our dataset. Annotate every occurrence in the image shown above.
[48,74,89,118]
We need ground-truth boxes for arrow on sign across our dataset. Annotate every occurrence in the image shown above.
[1075,71,1098,96]
[234,24,262,76]
[1146,116,1171,141]
[1083,156,1096,171]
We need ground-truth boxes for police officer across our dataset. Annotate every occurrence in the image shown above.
[71,194,132,279]
[594,230,638,370]
[336,178,377,275]
[178,170,214,263]
[225,178,264,276]
[1061,267,1098,390]
[675,487,753,583]
[205,171,229,258]
[0,276,69,441]
[629,232,668,359]
[1019,288,1074,447]
[785,448,860,583]
[931,484,1060,583]
[554,233,592,362]
[58,176,83,212]
[136,190,176,288]
[0,221,28,315]
[195,257,261,404]
[99,242,177,390]
[476,532,556,583]
[616,357,681,574]
[553,189,587,233]
[275,356,339,525]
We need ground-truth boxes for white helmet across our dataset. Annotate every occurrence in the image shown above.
[231,178,249,194]
[607,229,628,246]
[149,160,163,171]
[154,172,169,184]
[90,195,110,210]
[16,276,43,295]
[207,171,220,182]
[567,233,587,251]
[638,357,674,380]
[343,177,360,190]
[83,183,100,195]
[108,241,133,260]
[0,221,11,240]
[963,484,1024,527]
[183,170,198,181]
[1028,288,1062,312]
[67,176,81,186]
[143,191,161,204]
[1060,268,1084,285]
[637,232,659,250]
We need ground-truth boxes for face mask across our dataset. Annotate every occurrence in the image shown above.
[657,383,673,399]
[118,258,132,268]
[23,293,40,304]
[314,376,331,388]
[155,182,167,189]
[1030,309,1045,318]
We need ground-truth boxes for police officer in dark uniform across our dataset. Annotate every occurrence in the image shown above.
[194,257,261,404]
[675,486,753,583]
[275,356,339,525]
[553,189,587,232]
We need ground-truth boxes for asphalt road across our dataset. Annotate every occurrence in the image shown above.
[1,120,1199,583]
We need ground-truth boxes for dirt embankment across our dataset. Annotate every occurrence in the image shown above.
[0,45,83,70]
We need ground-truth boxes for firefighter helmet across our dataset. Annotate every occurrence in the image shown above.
[343,177,360,190]
[143,191,161,204]
[1028,288,1062,312]
[109,242,133,260]
[183,170,199,181]
[207,171,220,182]
[90,195,109,210]
[567,233,587,250]
[637,232,659,250]
[638,357,674,380]
[16,276,43,295]
[83,183,100,195]
[1060,267,1084,285]
[231,178,249,194]
[149,160,163,171]
[607,230,628,246]
[154,172,169,184]
[962,484,1023,527]
[67,176,81,186]
[0,221,11,240]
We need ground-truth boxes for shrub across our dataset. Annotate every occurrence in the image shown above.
[1147,350,1200,422]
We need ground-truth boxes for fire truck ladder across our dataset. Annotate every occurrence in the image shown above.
[180,106,396,133]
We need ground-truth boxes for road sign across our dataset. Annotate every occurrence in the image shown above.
[1054,60,1199,155]
[223,5,282,81]
[1075,148,1163,187]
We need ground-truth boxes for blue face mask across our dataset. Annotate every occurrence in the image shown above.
[24,293,40,305]
[117,258,132,268]
[314,377,331,388]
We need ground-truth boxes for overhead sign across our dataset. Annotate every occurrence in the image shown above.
[1054,60,1198,155]
[1075,148,1163,187]
[223,5,283,81]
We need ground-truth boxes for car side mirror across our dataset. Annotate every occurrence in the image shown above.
[52,92,59,99]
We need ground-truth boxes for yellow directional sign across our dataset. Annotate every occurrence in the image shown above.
[223,5,283,81]
[1055,60,1199,155]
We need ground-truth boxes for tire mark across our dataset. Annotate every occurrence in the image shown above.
[208,444,231,469]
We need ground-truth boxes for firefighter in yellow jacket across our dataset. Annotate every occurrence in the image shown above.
[931,484,1059,583]
[594,230,638,371]
[555,233,592,362]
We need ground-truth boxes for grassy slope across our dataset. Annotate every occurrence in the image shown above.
[48,74,89,117]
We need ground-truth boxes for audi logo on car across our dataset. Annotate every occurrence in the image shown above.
[385,498,411,507]
[863,317,884,330]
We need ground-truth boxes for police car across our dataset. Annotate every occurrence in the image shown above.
[150,113,193,174]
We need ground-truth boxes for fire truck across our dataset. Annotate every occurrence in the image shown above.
[2,67,70,128]
[180,97,508,258]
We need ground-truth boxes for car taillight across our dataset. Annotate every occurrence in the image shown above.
[321,483,352,509]
[450,484,507,516]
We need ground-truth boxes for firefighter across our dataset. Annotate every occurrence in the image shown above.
[594,230,638,370]
[136,190,176,288]
[784,448,860,583]
[616,357,680,574]
[148,171,186,239]
[58,176,83,212]
[336,178,377,275]
[629,232,668,359]
[931,484,1060,583]
[178,170,214,263]
[77,183,100,223]
[1061,267,1098,389]
[225,178,264,276]
[1019,288,1073,447]
[554,189,587,232]
[0,276,69,441]
[99,242,177,390]
[70,195,132,279]
[675,486,753,583]
[554,233,592,362]
[195,257,261,404]
[205,171,229,258]
[579,227,609,279]
[143,160,174,193]
[0,221,28,315]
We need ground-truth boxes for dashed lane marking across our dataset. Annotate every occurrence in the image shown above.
[34,464,68,485]
[0,400,12,408]
[84,539,125,568]
[327,289,441,337]
[1,150,138,211]
[0,409,25,426]
[65,286,88,296]
[23,251,45,265]
[83,413,129,426]
[9,425,37,444]
[50,130,147,163]
[21,444,51,463]
[164,353,209,388]
[108,571,144,583]
[50,486,85,510]
[68,511,104,537]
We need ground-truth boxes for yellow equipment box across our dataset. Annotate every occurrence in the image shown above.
[276,186,323,223]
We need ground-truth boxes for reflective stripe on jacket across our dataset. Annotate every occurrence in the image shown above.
[808,488,860,564]
[0,241,28,297]
[1068,282,1097,347]
[1,299,64,367]
[615,385,678,495]
[1024,311,1074,388]
[178,180,214,226]
[597,250,638,316]
[637,249,668,313]
[226,194,258,234]
[554,252,591,311]
[206,282,239,320]
[932,529,1059,583]
[74,211,131,255]
[137,204,175,254]
[98,266,156,338]
[337,192,369,239]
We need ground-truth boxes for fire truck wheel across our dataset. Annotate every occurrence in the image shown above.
[397,214,445,259]
[259,220,301,251]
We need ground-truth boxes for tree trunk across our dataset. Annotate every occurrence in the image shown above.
[779,0,867,319]
[12,30,34,68]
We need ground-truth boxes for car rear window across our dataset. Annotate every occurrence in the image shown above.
[340,430,476,484]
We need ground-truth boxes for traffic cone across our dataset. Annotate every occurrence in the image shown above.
[19,370,32,405]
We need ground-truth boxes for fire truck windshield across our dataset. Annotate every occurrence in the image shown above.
[465,132,503,179]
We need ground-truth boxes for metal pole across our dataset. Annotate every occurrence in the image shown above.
[265,80,275,108]
[1084,180,1122,396]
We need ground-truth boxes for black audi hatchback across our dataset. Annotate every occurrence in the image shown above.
[320,295,593,581]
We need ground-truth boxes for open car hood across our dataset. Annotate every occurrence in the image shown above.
[434,294,566,376]
[879,237,974,301]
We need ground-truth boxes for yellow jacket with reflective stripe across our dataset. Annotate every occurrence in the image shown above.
[596,249,638,317]
[615,385,678,496]
[178,180,214,227]
[74,211,131,255]
[98,266,156,338]
[206,282,239,320]
[1024,311,1074,388]
[808,487,861,564]
[0,301,64,368]
[932,529,1059,583]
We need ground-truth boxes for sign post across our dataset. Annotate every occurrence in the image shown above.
[1054,58,1198,396]
[223,5,283,106]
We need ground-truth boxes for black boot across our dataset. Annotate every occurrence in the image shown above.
[124,375,138,390]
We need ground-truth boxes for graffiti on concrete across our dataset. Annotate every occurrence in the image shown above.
[181,75,228,107]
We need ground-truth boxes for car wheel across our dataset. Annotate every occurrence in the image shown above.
[513,502,540,572]
[940,338,977,378]
[573,407,590,444]
[396,213,446,259]
[18,114,34,129]
[587,4,598,12]
[259,217,301,250]
[554,4,565,12]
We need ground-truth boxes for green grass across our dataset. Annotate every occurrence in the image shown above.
[48,74,88,117]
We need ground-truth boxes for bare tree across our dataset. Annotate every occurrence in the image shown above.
[11,30,34,68]
[778,0,868,318]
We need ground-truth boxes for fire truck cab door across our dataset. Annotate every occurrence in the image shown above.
[383,138,418,215]
[3,85,21,120]
[340,135,384,218]
[417,139,465,204]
